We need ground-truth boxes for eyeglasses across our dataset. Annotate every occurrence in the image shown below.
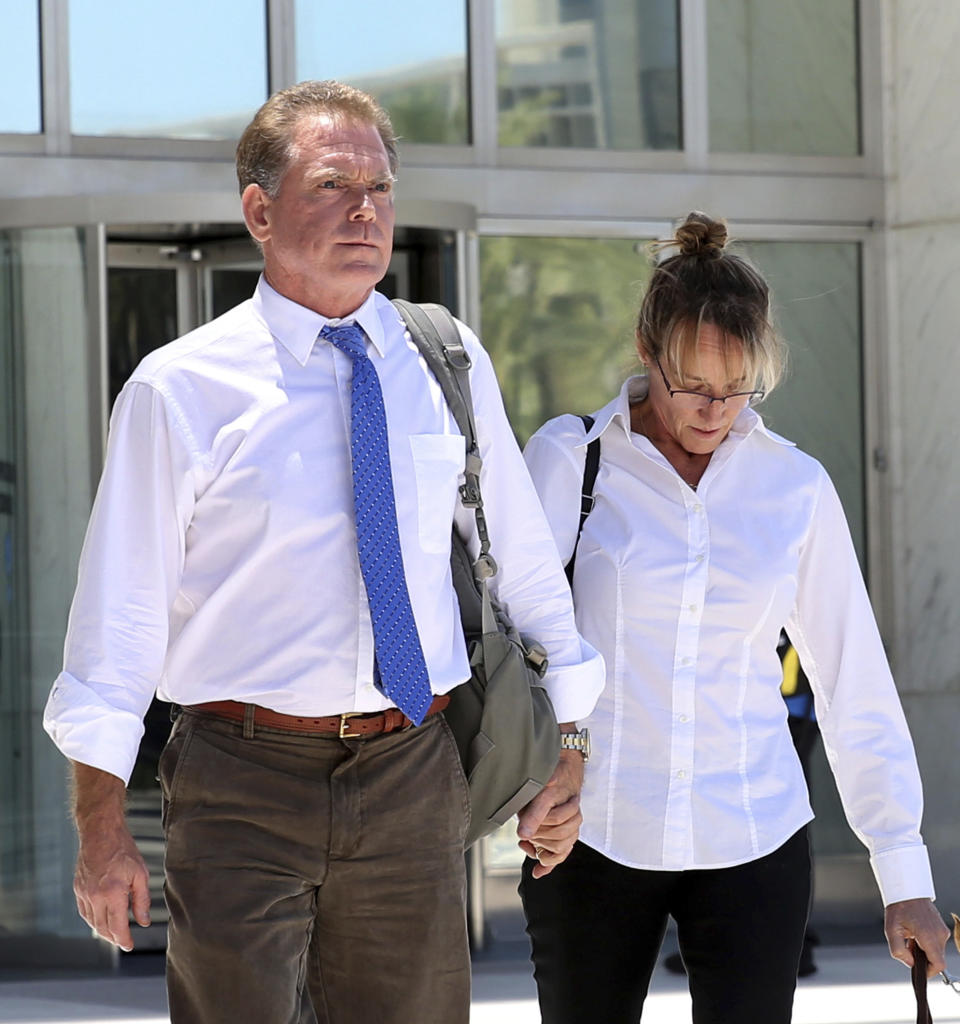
[655,358,764,410]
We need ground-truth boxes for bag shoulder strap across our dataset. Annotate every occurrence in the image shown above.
[391,298,496,582]
[391,299,476,448]
[565,414,599,584]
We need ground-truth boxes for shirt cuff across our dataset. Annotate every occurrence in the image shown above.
[43,672,146,785]
[869,844,936,906]
[541,640,606,724]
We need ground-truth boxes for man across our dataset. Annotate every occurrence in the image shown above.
[44,81,603,1024]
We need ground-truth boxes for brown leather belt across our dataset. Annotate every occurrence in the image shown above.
[184,694,450,738]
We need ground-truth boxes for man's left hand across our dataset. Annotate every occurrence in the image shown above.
[884,897,950,977]
[516,749,585,878]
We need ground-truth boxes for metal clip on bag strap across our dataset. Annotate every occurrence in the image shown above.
[391,299,496,583]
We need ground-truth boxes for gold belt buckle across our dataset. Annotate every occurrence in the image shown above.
[339,712,363,738]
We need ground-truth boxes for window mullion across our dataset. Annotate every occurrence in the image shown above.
[857,0,882,170]
[679,0,708,168]
[267,0,296,94]
[40,0,70,154]
[468,0,497,164]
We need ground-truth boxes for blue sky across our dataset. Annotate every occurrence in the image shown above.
[4,0,466,137]
[4,1,41,132]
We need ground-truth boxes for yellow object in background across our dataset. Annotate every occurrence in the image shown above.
[780,644,801,697]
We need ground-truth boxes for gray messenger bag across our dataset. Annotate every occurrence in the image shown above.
[393,298,561,848]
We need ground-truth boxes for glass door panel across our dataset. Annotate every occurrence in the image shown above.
[108,267,178,405]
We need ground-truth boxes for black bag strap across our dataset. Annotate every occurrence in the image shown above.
[565,414,600,584]
[391,298,497,583]
[910,940,933,1024]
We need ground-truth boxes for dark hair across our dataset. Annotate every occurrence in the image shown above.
[637,211,785,393]
[236,80,399,198]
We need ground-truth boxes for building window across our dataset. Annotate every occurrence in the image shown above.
[3,2,41,134]
[742,240,865,559]
[479,234,654,441]
[68,0,268,138]
[496,0,681,150]
[295,1,469,145]
[707,0,860,156]
[479,234,864,563]
[0,228,94,938]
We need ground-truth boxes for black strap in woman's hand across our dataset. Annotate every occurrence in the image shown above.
[911,938,933,1024]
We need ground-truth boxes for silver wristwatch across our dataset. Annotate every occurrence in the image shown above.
[559,728,590,763]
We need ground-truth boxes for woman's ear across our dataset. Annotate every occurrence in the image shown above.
[635,332,653,367]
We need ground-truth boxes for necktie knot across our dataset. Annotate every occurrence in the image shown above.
[321,322,367,361]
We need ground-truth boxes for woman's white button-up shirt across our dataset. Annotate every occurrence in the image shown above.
[524,376,934,906]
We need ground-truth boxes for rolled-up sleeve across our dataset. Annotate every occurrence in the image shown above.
[787,470,934,906]
[43,381,197,783]
[456,339,604,724]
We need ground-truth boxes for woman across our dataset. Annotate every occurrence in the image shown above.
[519,212,948,1024]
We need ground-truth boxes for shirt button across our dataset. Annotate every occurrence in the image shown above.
[695,554,705,563]
[681,657,692,666]
[679,714,689,723]
[694,503,703,513]
[688,603,698,613]
[676,770,686,779]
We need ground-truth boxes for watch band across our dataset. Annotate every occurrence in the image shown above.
[559,728,590,763]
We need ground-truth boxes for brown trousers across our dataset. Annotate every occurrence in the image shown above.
[159,709,471,1024]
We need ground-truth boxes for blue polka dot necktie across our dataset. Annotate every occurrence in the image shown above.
[321,322,433,725]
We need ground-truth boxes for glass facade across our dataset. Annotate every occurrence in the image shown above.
[480,235,864,561]
[479,235,654,441]
[68,0,268,137]
[707,0,860,155]
[295,0,469,145]
[0,0,899,962]
[496,0,681,149]
[744,241,865,562]
[0,228,95,940]
[2,1,42,134]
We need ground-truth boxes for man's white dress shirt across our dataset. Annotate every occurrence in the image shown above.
[44,277,604,784]
[524,376,934,906]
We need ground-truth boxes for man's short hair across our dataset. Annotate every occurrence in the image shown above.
[236,80,399,198]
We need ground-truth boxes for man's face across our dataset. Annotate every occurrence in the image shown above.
[243,114,395,317]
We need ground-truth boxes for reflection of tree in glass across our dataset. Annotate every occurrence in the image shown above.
[479,236,653,443]
[497,87,564,148]
[374,80,467,145]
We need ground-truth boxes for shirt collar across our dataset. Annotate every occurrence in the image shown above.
[576,376,647,447]
[251,275,387,367]
[577,375,795,449]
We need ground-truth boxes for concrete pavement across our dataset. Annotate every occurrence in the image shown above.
[1,944,959,1023]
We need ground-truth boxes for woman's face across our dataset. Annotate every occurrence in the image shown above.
[640,324,750,457]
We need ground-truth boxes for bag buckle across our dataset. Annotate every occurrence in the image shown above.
[339,712,363,738]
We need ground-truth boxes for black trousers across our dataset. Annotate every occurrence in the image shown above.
[519,828,811,1024]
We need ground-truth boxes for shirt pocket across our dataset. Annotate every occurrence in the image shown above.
[408,433,466,554]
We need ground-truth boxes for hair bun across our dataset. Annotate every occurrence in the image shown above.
[675,211,727,258]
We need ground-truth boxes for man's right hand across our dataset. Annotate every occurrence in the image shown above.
[71,762,151,952]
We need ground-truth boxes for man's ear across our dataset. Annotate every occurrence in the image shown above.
[241,184,271,244]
